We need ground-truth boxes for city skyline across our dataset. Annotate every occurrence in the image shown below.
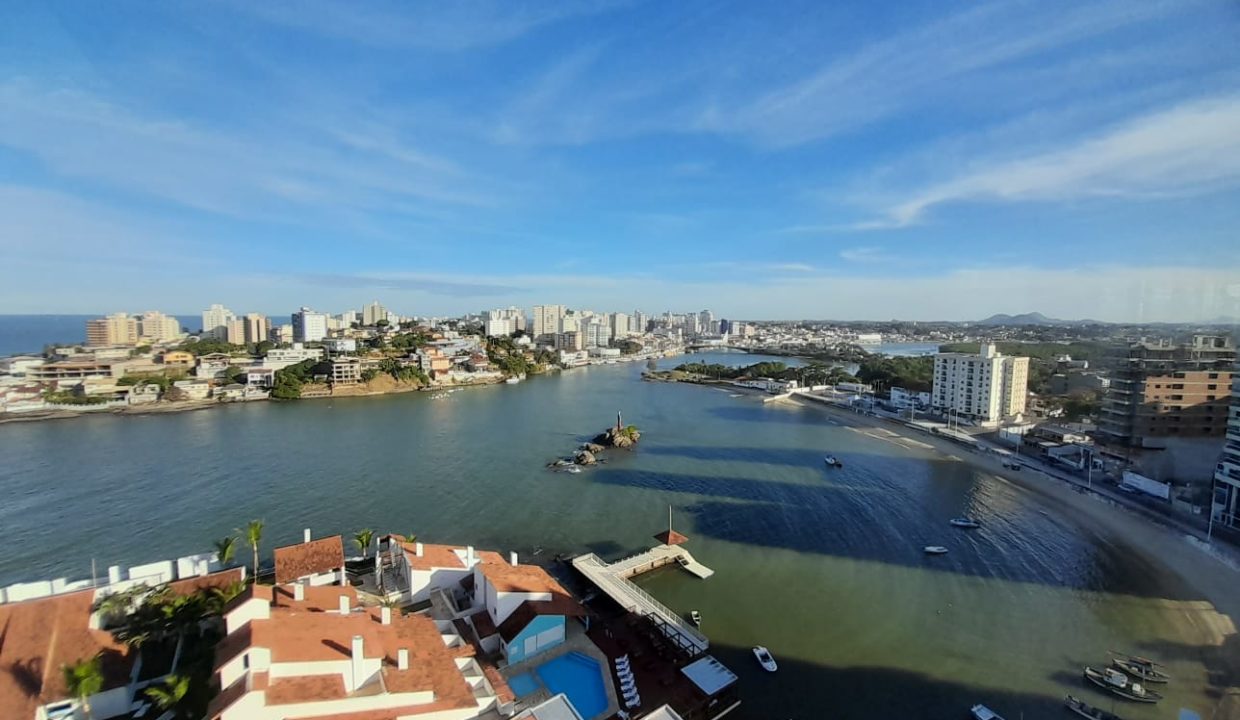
[3,1,1240,321]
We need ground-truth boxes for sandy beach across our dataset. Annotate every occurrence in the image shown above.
[788,395,1240,717]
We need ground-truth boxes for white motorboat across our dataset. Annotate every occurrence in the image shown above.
[971,704,1005,720]
[823,455,842,467]
[924,546,949,555]
[752,646,777,672]
[564,465,582,474]
[505,377,521,384]
[689,610,701,627]
[950,517,981,529]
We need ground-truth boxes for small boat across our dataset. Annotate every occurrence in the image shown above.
[1109,652,1170,683]
[971,704,1005,720]
[1065,694,1124,720]
[924,546,949,555]
[689,610,701,627]
[1083,666,1162,703]
[564,465,582,474]
[950,517,981,529]
[823,455,842,467]
[752,646,777,672]
[505,377,521,384]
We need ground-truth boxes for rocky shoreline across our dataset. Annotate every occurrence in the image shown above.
[548,418,642,469]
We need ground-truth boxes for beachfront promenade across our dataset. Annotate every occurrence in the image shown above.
[573,546,712,656]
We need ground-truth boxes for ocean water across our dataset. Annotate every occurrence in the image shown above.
[0,352,1223,718]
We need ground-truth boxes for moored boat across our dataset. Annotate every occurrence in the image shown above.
[752,646,777,672]
[950,517,981,529]
[970,704,1005,720]
[924,546,949,555]
[824,455,842,467]
[1064,694,1124,720]
[1109,652,1170,683]
[1083,666,1162,703]
[690,610,701,627]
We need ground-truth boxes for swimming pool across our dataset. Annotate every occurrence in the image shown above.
[508,672,540,697]
[535,652,609,719]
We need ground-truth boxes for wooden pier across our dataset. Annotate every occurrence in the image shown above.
[573,544,713,656]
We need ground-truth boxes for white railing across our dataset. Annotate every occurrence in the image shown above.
[574,554,707,650]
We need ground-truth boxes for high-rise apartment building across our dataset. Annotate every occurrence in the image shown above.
[932,343,1029,426]
[610,312,630,339]
[137,311,183,344]
[632,311,648,334]
[483,307,525,337]
[1212,365,1240,528]
[226,318,247,345]
[292,307,328,343]
[201,304,236,341]
[584,320,612,348]
[270,324,294,344]
[532,305,566,341]
[1099,336,1235,448]
[243,313,270,345]
[85,313,139,347]
[362,301,387,326]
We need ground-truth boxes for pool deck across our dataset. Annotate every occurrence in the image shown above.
[500,621,620,720]
[573,546,711,656]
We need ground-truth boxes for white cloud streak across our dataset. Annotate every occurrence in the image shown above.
[877,94,1240,225]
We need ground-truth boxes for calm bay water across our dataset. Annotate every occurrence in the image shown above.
[0,352,1221,718]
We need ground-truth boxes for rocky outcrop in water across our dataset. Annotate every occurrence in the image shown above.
[593,425,641,449]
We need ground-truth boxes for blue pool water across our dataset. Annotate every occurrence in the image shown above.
[508,673,540,697]
[535,652,609,719]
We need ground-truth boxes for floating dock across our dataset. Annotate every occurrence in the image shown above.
[573,544,712,656]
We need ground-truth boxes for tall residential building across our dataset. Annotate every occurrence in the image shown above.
[1099,335,1236,447]
[362,300,387,326]
[270,323,294,344]
[1212,365,1240,528]
[338,310,358,327]
[584,320,612,348]
[633,310,648,334]
[243,313,270,344]
[85,312,139,347]
[225,318,247,345]
[610,312,630,339]
[137,311,182,344]
[291,307,328,343]
[532,304,566,340]
[201,304,236,341]
[932,343,1029,426]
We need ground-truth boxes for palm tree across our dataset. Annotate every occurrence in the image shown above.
[354,529,374,559]
[62,655,104,719]
[145,674,191,719]
[240,520,263,583]
[214,536,237,566]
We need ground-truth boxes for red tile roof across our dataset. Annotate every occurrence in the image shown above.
[477,561,567,594]
[273,535,345,584]
[397,542,505,571]
[497,597,587,642]
[654,529,689,546]
[0,590,135,720]
[167,567,245,596]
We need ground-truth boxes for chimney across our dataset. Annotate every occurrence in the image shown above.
[381,606,392,625]
[397,648,409,670]
[339,595,350,614]
[303,528,312,543]
[294,583,305,601]
[466,546,475,566]
[415,542,423,557]
[351,635,365,690]
[509,551,518,566]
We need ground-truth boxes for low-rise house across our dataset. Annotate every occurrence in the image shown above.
[159,350,195,367]
[330,357,362,385]
[0,383,47,413]
[208,584,507,720]
[195,353,233,379]
[417,348,452,380]
[168,379,212,401]
[126,382,161,405]
[322,338,357,353]
[246,367,276,388]
[890,387,931,410]
[0,355,45,376]
[262,344,324,370]
[273,531,345,586]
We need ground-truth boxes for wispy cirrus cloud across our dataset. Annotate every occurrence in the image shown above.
[226,0,632,52]
[295,272,525,297]
[868,94,1240,227]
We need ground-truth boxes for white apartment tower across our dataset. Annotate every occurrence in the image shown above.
[532,305,566,340]
[137,311,183,344]
[292,307,328,343]
[610,312,630,339]
[362,301,387,326]
[932,343,1029,426]
[1212,365,1240,528]
[201,304,236,341]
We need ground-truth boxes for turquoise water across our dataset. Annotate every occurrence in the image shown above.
[536,652,608,719]
[508,673,539,697]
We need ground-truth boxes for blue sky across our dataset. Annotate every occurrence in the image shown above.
[2,0,1239,321]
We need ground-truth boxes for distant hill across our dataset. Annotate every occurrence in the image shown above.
[976,312,1108,326]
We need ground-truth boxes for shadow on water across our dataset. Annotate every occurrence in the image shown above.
[711,642,1065,720]
[704,403,839,425]
[645,445,852,468]
[590,461,1204,600]
[1134,635,1240,701]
